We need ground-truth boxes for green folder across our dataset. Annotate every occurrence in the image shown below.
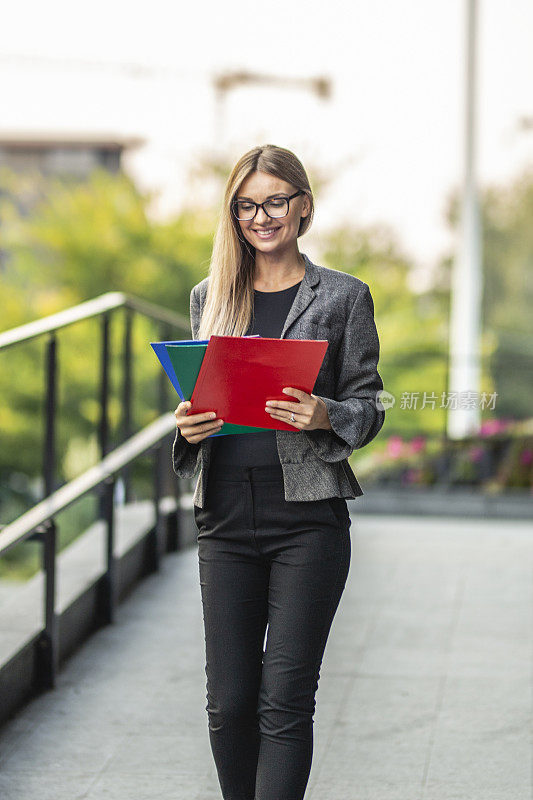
[166,344,270,436]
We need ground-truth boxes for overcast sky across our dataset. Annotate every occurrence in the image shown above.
[1,0,532,284]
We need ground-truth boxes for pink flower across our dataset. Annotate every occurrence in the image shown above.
[403,468,418,484]
[469,446,484,463]
[479,418,508,437]
[386,436,404,459]
[404,467,426,484]
[520,449,533,467]
[410,435,426,454]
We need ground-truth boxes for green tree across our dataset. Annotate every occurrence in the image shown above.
[0,167,214,493]
[440,167,533,421]
[322,223,449,440]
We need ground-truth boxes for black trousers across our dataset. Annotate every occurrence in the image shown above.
[194,462,351,800]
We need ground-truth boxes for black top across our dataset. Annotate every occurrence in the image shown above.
[209,280,302,466]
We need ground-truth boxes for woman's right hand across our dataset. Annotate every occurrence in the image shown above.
[174,401,224,444]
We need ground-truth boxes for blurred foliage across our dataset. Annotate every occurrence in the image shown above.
[442,167,533,420]
[0,161,531,551]
[324,169,533,462]
[322,222,452,444]
[0,165,214,311]
[357,418,533,494]
[0,166,216,538]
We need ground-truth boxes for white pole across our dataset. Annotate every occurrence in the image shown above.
[448,0,483,438]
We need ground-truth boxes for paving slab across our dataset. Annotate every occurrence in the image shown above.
[0,509,531,800]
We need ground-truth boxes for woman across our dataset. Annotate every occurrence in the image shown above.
[173,144,385,800]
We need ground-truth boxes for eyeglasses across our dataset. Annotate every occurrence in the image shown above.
[232,190,304,221]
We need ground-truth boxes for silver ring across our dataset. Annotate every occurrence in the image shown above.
[290,412,295,423]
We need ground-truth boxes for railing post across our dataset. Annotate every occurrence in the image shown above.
[43,333,57,497]
[152,444,164,569]
[98,314,111,520]
[159,323,170,418]
[168,467,182,552]
[100,475,116,624]
[99,312,111,459]
[155,325,179,552]
[122,308,133,502]
[35,519,58,690]
[38,334,59,688]
[157,323,180,551]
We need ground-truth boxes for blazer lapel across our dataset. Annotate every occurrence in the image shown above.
[280,253,321,338]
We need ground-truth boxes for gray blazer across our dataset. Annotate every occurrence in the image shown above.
[172,252,385,508]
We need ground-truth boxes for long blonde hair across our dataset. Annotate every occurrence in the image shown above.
[197,144,314,340]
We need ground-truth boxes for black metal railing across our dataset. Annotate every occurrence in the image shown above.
[0,292,191,695]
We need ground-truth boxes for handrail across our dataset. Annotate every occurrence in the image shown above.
[0,289,191,695]
[0,413,176,556]
[0,291,190,351]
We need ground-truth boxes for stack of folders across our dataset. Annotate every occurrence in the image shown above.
[150,333,328,437]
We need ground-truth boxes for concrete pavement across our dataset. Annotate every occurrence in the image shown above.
[0,510,531,800]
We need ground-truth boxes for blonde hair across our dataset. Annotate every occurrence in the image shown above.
[197,144,314,340]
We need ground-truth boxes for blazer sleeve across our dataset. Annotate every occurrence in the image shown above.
[171,286,202,479]
[303,282,385,463]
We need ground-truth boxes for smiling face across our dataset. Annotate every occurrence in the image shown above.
[234,170,310,255]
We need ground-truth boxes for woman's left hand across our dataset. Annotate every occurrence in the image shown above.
[265,387,332,431]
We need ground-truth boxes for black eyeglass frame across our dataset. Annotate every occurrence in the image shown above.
[231,190,304,221]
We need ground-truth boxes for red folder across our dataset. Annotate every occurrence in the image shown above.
[188,335,328,431]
